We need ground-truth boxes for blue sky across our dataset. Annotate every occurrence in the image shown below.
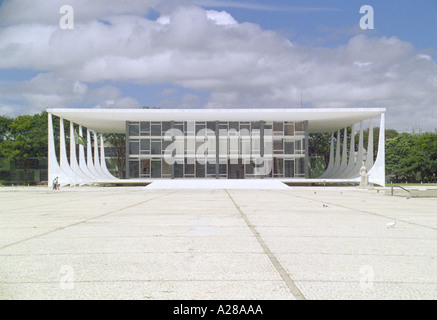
[0,0,436,132]
[196,0,437,49]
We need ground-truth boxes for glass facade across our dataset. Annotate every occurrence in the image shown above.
[126,120,308,179]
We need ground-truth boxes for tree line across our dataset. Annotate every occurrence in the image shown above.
[0,111,125,183]
[309,129,437,183]
[1,111,436,184]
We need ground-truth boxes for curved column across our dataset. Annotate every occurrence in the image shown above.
[86,129,101,180]
[93,131,107,179]
[347,120,365,178]
[365,117,374,171]
[78,125,99,181]
[318,132,335,178]
[48,113,69,188]
[69,122,89,185]
[340,124,356,178]
[99,134,119,180]
[59,117,79,185]
[368,114,385,186]
[336,127,348,177]
[327,130,341,178]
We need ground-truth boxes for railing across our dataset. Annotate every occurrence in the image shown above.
[391,185,411,197]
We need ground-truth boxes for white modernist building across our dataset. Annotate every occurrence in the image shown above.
[47,108,386,187]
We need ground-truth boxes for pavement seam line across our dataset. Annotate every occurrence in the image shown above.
[224,189,306,301]
[0,190,180,251]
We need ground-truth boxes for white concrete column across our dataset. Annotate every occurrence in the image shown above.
[327,130,342,178]
[78,125,99,180]
[99,134,118,180]
[318,132,335,179]
[48,113,67,188]
[69,121,88,185]
[368,114,385,186]
[59,117,77,185]
[93,131,107,179]
[349,120,365,178]
[337,127,348,177]
[87,129,101,179]
[342,124,356,178]
[365,117,374,171]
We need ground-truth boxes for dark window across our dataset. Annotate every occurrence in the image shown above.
[151,160,161,178]
[185,163,195,175]
[240,123,250,132]
[245,162,254,175]
[274,158,284,175]
[284,124,294,136]
[140,139,150,154]
[174,123,184,133]
[162,139,172,155]
[140,122,150,133]
[129,160,139,178]
[129,123,139,137]
[140,159,150,175]
[151,123,161,136]
[284,141,294,154]
[207,121,216,132]
[174,163,184,178]
[297,157,305,175]
[251,121,260,130]
[219,164,227,175]
[162,121,172,134]
[196,163,205,178]
[273,122,284,133]
[196,123,206,135]
[207,163,216,175]
[129,140,139,155]
[295,122,304,132]
[229,122,239,131]
[151,141,161,155]
[285,160,294,178]
[274,139,283,151]
[219,122,228,131]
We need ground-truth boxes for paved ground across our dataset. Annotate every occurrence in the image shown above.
[0,185,436,300]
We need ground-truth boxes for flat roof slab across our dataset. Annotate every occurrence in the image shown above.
[47,108,385,134]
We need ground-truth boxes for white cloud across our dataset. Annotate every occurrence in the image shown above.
[0,2,436,131]
[0,0,161,25]
[206,10,237,25]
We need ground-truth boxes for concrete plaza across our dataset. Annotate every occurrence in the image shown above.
[0,183,436,300]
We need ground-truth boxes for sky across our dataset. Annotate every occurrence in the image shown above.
[0,0,436,132]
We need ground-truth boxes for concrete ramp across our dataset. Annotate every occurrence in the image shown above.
[144,179,290,190]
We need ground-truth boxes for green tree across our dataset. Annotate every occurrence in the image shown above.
[385,129,400,140]
[308,132,332,168]
[410,133,437,182]
[0,115,13,141]
[0,112,48,183]
[386,132,437,183]
[386,133,417,182]
[103,133,126,178]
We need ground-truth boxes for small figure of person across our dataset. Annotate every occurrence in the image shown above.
[53,177,60,190]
